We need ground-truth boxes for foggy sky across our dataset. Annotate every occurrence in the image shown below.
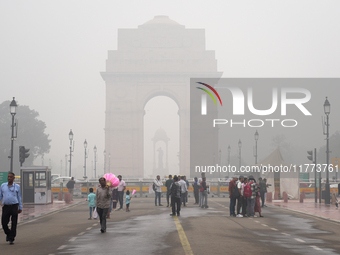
[1,1,339,179]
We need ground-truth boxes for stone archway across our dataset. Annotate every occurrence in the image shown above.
[101,16,221,178]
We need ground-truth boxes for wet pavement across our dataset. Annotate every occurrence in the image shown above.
[0,198,82,226]
[267,198,340,222]
[1,197,340,254]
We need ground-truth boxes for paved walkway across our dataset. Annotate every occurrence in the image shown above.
[0,198,83,226]
[267,198,340,222]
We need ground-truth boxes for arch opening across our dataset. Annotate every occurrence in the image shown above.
[144,96,179,178]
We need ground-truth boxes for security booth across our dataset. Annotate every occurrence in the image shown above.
[21,166,52,204]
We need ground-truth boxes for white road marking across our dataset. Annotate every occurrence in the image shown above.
[78,232,85,236]
[310,246,322,251]
[93,223,98,226]
[57,245,67,250]
[295,238,305,243]
[282,233,290,236]
[255,221,260,223]
[69,237,77,242]
[271,228,278,231]
[261,224,268,227]
[86,227,92,230]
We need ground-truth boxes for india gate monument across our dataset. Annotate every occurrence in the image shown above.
[101,16,221,178]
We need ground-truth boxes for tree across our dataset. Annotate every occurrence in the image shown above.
[0,100,51,174]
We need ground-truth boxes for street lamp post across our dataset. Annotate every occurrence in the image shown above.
[323,97,331,204]
[83,140,88,179]
[68,130,74,177]
[93,145,97,178]
[254,130,259,164]
[238,139,242,171]
[9,97,17,173]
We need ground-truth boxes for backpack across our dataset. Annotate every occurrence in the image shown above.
[170,182,181,197]
[152,182,157,192]
[244,181,253,198]
[232,183,240,198]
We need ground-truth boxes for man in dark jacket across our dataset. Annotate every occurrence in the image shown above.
[169,176,181,216]
[66,177,75,201]
[165,175,174,207]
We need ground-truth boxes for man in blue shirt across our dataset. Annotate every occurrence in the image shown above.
[0,172,22,245]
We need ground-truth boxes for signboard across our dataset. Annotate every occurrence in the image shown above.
[0,172,8,186]
[299,173,309,182]
[332,157,340,169]
[316,173,320,188]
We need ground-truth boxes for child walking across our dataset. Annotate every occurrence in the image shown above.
[88,188,96,219]
[126,190,131,212]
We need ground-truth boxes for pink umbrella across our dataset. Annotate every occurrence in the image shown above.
[132,189,136,195]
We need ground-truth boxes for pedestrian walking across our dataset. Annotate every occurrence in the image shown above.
[66,177,75,201]
[154,175,163,206]
[259,177,266,207]
[87,188,96,220]
[165,175,174,207]
[229,176,238,216]
[236,176,244,217]
[199,178,204,207]
[108,187,118,218]
[125,190,131,212]
[170,176,181,216]
[254,182,263,217]
[263,178,269,207]
[192,177,200,205]
[0,172,22,245]
[201,177,209,208]
[241,178,248,217]
[96,177,112,233]
[178,176,188,207]
[184,176,189,203]
[116,175,126,210]
[245,176,256,217]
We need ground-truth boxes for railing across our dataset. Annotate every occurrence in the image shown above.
[51,180,232,197]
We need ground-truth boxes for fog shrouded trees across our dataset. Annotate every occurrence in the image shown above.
[0,100,51,174]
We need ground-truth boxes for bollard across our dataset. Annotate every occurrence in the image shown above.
[266,192,272,202]
[274,192,279,200]
[300,193,304,203]
[58,192,63,201]
[51,193,54,203]
[302,191,306,199]
[64,192,71,203]
[283,192,288,202]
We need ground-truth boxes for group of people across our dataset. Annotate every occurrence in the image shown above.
[228,175,268,218]
[160,175,210,217]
